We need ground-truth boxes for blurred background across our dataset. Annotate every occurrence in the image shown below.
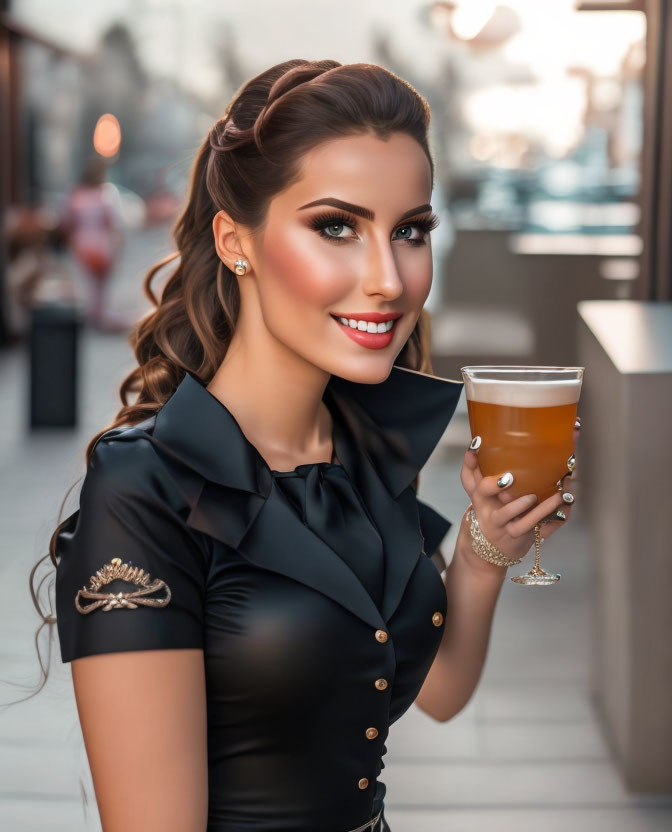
[1,1,671,830]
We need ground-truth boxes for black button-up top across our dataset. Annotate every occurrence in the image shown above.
[55,363,464,831]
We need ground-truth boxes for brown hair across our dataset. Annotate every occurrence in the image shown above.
[19,58,438,704]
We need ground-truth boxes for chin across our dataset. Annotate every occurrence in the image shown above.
[325,356,399,386]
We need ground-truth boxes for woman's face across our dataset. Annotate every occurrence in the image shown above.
[246,131,436,384]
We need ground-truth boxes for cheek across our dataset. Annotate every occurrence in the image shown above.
[399,251,433,306]
[261,229,348,310]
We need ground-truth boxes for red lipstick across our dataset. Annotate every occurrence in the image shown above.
[329,311,402,350]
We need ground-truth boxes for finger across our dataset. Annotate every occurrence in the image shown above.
[461,450,480,495]
[493,493,538,525]
[505,491,566,537]
[467,436,483,487]
[461,438,483,500]
[534,486,576,530]
[538,502,574,539]
[541,497,575,523]
[477,470,516,499]
[495,487,523,506]
[463,447,480,471]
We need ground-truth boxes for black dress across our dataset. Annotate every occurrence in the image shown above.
[55,364,463,831]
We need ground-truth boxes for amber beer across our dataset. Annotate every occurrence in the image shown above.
[463,371,582,503]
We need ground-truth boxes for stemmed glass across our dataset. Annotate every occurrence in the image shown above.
[460,366,584,585]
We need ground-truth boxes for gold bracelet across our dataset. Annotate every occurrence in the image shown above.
[466,507,526,568]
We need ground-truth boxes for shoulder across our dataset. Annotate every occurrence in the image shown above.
[85,424,184,510]
[55,425,210,663]
[90,426,153,475]
[62,424,201,561]
[56,423,207,572]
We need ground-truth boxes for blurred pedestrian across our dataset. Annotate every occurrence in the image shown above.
[58,156,124,330]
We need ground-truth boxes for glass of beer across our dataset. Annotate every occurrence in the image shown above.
[460,366,584,585]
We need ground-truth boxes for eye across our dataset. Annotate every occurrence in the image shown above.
[393,214,440,247]
[394,223,425,245]
[309,211,359,245]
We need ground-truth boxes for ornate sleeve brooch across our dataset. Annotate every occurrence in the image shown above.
[74,557,172,614]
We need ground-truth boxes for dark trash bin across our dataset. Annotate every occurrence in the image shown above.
[29,302,82,428]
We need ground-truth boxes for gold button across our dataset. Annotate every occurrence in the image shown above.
[432,611,444,627]
[358,777,369,789]
[374,678,388,691]
[375,629,388,643]
[365,727,379,739]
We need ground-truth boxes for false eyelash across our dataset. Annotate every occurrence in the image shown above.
[309,210,440,246]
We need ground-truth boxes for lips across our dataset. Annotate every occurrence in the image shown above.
[330,312,401,350]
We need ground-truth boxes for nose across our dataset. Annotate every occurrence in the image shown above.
[361,236,404,299]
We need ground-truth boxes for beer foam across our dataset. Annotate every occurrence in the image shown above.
[465,378,581,407]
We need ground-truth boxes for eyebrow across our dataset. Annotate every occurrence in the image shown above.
[297,197,432,222]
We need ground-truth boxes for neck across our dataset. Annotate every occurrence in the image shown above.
[206,317,334,471]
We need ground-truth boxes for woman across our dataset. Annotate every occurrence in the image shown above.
[58,155,124,330]
[39,60,577,831]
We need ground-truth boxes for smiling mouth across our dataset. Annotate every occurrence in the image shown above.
[328,312,401,351]
[329,314,401,334]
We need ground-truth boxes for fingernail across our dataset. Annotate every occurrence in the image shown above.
[562,492,574,504]
[526,494,538,503]
[497,472,514,488]
[574,416,582,429]
[469,435,482,451]
[555,509,567,520]
[567,453,576,472]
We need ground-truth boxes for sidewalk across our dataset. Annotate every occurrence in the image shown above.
[1,292,671,830]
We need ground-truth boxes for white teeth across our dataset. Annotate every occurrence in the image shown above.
[336,316,395,333]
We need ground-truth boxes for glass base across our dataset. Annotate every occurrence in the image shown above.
[510,568,561,585]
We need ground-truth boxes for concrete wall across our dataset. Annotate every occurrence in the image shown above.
[577,300,672,793]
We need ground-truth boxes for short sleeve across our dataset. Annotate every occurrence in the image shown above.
[55,436,209,663]
[416,496,452,557]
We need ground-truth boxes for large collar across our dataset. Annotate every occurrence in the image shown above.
[146,365,463,500]
[98,365,463,629]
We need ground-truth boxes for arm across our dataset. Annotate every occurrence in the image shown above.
[72,648,208,831]
[414,510,506,723]
[55,437,212,828]
[415,423,580,723]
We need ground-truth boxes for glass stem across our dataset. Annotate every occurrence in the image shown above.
[532,523,542,573]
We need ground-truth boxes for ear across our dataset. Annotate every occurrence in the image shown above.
[212,209,253,273]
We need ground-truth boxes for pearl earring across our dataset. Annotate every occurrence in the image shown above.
[234,259,248,276]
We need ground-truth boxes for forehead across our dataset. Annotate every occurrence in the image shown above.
[270,132,432,217]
